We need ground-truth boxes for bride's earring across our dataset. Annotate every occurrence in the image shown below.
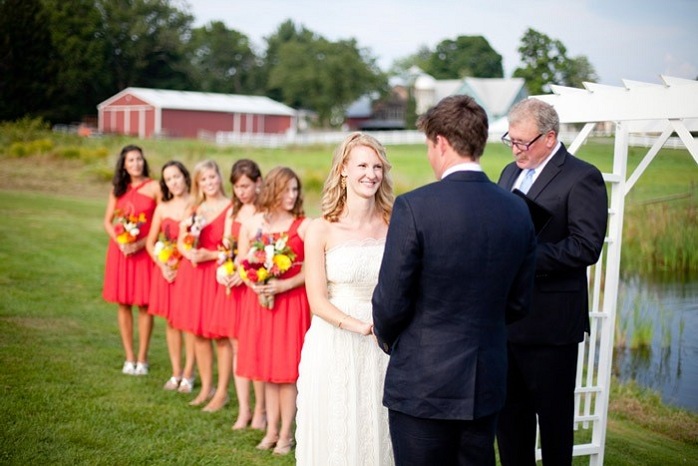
[340,176,346,190]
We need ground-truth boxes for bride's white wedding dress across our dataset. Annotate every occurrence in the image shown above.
[295,239,393,466]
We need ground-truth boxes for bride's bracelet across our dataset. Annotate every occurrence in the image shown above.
[337,314,350,329]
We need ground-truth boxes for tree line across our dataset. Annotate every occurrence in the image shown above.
[0,0,597,127]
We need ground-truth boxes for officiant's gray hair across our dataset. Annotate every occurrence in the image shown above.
[508,99,560,136]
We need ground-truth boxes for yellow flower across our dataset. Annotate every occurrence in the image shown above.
[222,260,235,275]
[273,254,292,272]
[116,233,131,244]
[158,248,172,263]
[238,267,248,281]
[256,268,269,282]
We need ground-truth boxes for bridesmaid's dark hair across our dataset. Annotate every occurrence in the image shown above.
[160,160,191,201]
[230,159,262,216]
[112,145,150,197]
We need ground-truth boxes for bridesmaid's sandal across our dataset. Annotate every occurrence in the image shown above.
[255,435,279,451]
[231,413,252,430]
[163,376,181,391]
[188,388,216,407]
[177,377,195,394]
[202,394,229,413]
[272,438,295,456]
[250,414,267,431]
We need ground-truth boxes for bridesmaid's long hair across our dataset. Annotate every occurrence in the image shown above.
[257,166,304,217]
[190,159,226,207]
[112,145,150,197]
[322,132,393,224]
[230,159,262,216]
[160,160,191,202]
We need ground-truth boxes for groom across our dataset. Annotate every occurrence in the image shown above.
[372,95,537,465]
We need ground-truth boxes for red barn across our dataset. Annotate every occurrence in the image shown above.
[97,87,297,139]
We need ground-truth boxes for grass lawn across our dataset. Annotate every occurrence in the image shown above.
[1,136,697,464]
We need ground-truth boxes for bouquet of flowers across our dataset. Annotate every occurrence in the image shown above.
[153,229,182,270]
[216,237,237,296]
[113,209,146,244]
[182,214,206,250]
[238,230,296,309]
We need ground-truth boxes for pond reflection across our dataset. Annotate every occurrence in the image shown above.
[612,277,698,412]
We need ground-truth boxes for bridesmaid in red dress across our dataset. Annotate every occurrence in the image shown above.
[211,159,267,429]
[171,160,231,408]
[145,161,196,391]
[103,145,161,376]
[237,167,312,456]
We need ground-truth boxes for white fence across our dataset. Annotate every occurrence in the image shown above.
[203,129,689,149]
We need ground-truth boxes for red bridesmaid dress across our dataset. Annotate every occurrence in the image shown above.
[169,207,227,337]
[208,219,244,339]
[147,217,180,319]
[102,179,157,306]
[236,217,311,384]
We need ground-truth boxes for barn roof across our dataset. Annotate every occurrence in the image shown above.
[98,87,297,117]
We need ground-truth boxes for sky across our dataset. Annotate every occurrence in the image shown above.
[185,0,698,87]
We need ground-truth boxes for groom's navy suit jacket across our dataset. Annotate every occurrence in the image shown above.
[372,170,537,421]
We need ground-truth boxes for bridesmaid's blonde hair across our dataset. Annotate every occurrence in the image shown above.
[322,132,393,223]
[191,159,226,206]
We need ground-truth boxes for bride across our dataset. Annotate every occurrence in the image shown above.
[295,132,395,465]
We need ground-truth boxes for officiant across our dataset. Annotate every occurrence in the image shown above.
[496,99,608,466]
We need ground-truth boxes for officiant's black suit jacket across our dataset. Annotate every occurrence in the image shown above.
[498,143,608,345]
[372,170,537,420]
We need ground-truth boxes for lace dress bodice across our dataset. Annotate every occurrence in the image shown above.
[325,238,385,323]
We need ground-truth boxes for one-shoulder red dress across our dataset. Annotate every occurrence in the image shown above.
[236,217,311,384]
[169,208,227,337]
[102,179,157,306]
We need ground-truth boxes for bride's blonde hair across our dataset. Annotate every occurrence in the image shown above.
[321,132,394,223]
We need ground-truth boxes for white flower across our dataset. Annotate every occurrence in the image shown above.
[274,239,285,250]
[153,241,165,255]
[264,244,275,269]
[130,227,140,237]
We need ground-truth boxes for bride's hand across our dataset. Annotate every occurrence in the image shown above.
[358,321,373,336]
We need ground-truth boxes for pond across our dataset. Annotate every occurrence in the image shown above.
[612,277,698,412]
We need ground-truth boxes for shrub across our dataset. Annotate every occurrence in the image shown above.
[7,142,29,158]
[79,147,109,162]
[55,146,81,159]
[0,116,51,144]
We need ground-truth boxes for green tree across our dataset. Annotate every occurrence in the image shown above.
[188,21,261,94]
[261,19,317,102]
[425,36,503,79]
[95,0,194,91]
[389,45,432,77]
[0,0,57,121]
[514,28,597,94]
[42,0,110,121]
[565,55,598,88]
[265,21,386,127]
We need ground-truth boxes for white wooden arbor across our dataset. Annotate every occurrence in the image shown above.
[531,76,698,464]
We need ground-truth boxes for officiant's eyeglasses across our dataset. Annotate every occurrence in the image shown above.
[501,132,543,151]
